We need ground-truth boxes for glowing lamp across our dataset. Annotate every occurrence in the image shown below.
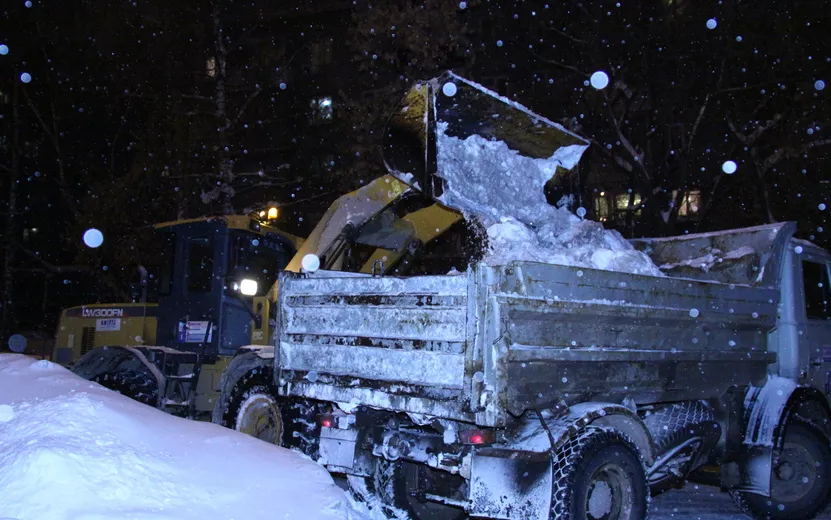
[239,279,258,296]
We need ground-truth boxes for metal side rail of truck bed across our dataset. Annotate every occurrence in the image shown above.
[275,260,779,427]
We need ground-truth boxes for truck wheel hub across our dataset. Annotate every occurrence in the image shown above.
[586,463,632,520]
[772,441,815,502]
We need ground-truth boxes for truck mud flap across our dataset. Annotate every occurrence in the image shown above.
[469,448,551,520]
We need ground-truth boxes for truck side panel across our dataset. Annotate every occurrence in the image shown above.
[491,263,779,415]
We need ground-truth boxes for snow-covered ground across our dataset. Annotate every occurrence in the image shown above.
[2,352,827,520]
[650,484,831,519]
[0,354,371,520]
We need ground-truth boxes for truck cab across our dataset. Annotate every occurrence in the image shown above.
[785,239,831,396]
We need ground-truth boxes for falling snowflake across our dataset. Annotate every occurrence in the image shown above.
[590,71,609,90]
[722,161,737,174]
[83,228,104,248]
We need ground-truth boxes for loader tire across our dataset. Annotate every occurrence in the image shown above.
[372,460,467,520]
[91,370,158,407]
[222,369,284,445]
[550,427,648,520]
[643,401,719,495]
[729,421,831,520]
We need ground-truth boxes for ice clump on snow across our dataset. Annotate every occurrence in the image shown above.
[435,122,664,277]
[0,404,13,422]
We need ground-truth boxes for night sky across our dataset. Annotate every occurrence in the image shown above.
[1,0,829,341]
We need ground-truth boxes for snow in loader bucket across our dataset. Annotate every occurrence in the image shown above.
[382,71,589,201]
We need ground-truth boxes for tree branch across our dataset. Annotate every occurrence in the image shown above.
[13,242,93,275]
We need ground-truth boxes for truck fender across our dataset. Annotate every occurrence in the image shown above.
[210,348,274,425]
[778,385,831,442]
[468,403,655,519]
[545,402,655,466]
[72,345,166,408]
[737,376,831,496]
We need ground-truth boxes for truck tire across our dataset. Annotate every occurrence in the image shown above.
[373,460,467,520]
[222,371,284,445]
[643,401,719,495]
[551,426,648,520]
[730,421,831,520]
[91,370,159,407]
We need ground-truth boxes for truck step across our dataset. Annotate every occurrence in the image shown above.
[161,399,191,407]
[166,374,196,381]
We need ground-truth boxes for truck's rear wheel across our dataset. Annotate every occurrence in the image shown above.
[551,427,648,520]
[374,460,467,520]
[730,421,831,520]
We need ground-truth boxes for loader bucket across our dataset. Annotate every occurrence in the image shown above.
[382,71,589,199]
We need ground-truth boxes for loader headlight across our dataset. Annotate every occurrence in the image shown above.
[239,278,258,296]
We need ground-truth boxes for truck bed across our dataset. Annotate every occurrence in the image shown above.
[276,261,779,427]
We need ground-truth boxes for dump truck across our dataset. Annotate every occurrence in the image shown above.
[231,73,831,520]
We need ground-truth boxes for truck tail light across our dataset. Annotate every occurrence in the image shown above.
[318,413,335,428]
[459,429,496,446]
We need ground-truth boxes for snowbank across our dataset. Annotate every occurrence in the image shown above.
[435,122,663,277]
[0,354,364,520]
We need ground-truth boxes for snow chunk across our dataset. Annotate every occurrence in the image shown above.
[435,123,662,276]
[0,354,362,520]
[0,404,13,422]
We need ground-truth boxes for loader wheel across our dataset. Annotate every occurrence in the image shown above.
[224,380,283,445]
[234,385,284,444]
[372,459,467,520]
[550,427,648,520]
[91,370,158,407]
[730,421,831,520]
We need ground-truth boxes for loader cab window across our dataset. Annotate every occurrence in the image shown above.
[802,260,831,320]
[227,232,292,296]
[187,237,214,293]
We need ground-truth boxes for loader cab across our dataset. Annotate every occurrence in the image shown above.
[154,216,301,358]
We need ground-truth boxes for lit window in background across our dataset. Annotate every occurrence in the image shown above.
[678,190,701,217]
[594,192,610,221]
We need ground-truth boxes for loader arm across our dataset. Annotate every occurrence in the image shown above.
[265,70,589,304]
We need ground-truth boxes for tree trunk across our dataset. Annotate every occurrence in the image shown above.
[214,4,235,215]
[2,84,20,339]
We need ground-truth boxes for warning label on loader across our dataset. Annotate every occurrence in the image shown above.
[177,321,212,343]
[96,318,121,332]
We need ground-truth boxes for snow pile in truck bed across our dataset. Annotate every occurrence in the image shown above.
[436,122,663,277]
[0,354,367,520]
